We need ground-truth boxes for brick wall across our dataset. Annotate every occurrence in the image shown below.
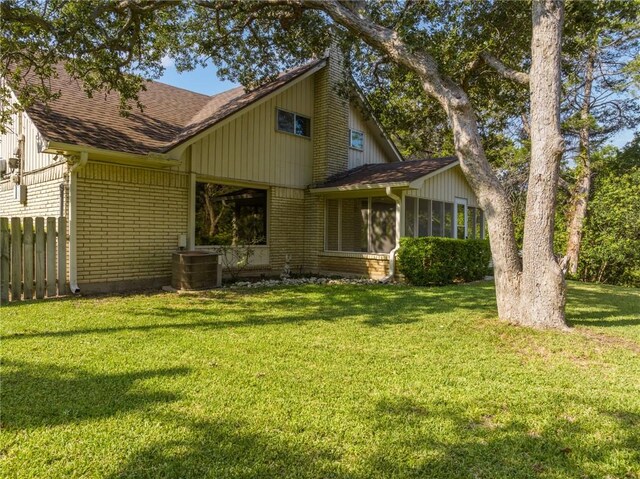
[269,186,306,274]
[76,162,188,291]
[0,163,66,218]
[318,253,389,279]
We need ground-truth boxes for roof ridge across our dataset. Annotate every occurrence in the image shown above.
[146,78,214,99]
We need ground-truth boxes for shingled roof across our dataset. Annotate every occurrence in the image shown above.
[21,59,326,156]
[314,156,459,190]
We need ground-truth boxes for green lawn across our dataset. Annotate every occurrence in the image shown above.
[1,281,639,479]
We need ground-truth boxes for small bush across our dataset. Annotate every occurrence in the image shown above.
[397,237,491,285]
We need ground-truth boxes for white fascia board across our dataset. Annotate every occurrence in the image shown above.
[310,181,409,194]
[43,141,180,168]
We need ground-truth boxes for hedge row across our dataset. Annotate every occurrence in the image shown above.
[397,237,491,285]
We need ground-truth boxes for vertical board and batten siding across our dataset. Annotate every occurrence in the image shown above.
[0,105,56,173]
[348,104,394,169]
[409,166,478,207]
[189,75,315,188]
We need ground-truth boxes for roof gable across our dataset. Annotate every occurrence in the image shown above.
[18,60,326,157]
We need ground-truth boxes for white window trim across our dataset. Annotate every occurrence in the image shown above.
[454,197,468,240]
[404,194,485,239]
[276,108,311,138]
[349,129,365,151]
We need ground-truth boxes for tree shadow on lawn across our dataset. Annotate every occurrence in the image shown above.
[105,395,639,479]
[566,282,640,328]
[1,284,498,342]
[0,359,190,430]
[362,395,640,479]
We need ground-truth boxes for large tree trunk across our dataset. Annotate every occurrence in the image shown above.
[566,48,596,276]
[518,0,567,328]
[307,0,568,328]
[444,102,523,323]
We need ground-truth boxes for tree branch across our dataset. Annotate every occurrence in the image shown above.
[481,52,530,86]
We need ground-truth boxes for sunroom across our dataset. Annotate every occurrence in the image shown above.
[311,157,485,279]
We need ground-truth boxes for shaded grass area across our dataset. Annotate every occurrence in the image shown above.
[1,281,638,478]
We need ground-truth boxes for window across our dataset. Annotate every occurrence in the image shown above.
[444,202,455,238]
[418,199,431,236]
[404,196,485,240]
[195,183,267,246]
[325,197,396,254]
[468,207,477,239]
[405,196,417,237]
[341,198,369,252]
[349,129,364,150]
[456,200,467,239]
[277,109,311,137]
[370,197,396,253]
[431,201,444,237]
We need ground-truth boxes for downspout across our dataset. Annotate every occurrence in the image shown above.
[383,186,402,282]
[68,151,88,293]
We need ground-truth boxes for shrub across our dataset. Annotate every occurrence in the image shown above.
[397,237,491,285]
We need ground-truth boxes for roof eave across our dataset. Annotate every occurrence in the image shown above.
[310,181,410,194]
[44,141,182,167]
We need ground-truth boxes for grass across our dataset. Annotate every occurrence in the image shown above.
[1,280,639,479]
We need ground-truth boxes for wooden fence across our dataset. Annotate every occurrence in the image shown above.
[0,216,67,304]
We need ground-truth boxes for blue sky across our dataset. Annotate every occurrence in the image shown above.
[158,60,238,96]
[158,61,636,148]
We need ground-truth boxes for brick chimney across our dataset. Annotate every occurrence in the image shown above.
[312,48,349,184]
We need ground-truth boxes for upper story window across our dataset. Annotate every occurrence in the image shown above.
[276,109,311,138]
[349,129,364,150]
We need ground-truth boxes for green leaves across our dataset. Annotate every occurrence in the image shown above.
[397,237,492,285]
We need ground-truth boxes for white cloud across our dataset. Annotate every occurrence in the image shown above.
[161,55,175,69]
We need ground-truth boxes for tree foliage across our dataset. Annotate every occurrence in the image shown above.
[577,136,640,287]
[0,0,605,327]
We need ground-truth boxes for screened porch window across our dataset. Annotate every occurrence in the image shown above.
[195,183,267,246]
[325,197,396,254]
[404,196,484,239]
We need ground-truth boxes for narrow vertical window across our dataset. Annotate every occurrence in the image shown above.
[349,129,364,150]
[405,196,417,237]
[418,199,431,237]
[444,202,454,238]
[432,201,443,237]
[468,207,477,239]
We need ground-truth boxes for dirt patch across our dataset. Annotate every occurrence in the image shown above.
[577,328,640,355]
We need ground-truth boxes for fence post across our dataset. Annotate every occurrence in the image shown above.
[0,218,9,304]
[23,217,34,300]
[10,217,22,301]
[46,217,57,297]
[57,216,67,295]
[35,217,46,299]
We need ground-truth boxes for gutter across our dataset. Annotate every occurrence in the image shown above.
[68,151,88,294]
[309,181,410,194]
[43,141,180,167]
[383,186,402,282]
